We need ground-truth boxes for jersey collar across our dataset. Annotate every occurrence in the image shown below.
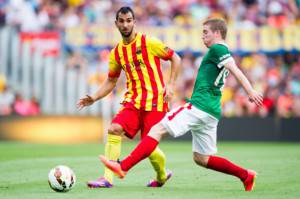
[121,32,141,46]
[215,41,228,48]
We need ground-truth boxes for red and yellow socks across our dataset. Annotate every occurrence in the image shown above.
[121,136,159,171]
[103,134,122,184]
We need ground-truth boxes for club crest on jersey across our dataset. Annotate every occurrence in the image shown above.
[136,46,142,54]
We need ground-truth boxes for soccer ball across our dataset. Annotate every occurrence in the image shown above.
[48,165,76,192]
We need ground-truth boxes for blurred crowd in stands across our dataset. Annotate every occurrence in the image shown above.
[1,0,299,30]
[0,0,300,117]
[0,74,40,116]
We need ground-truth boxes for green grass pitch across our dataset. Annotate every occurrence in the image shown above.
[0,141,299,199]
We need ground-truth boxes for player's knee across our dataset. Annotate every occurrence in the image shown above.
[108,124,123,135]
[193,153,209,167]
[148,123,166,138]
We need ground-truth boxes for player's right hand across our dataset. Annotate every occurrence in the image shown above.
[248,90,263,106]
[76,95,95,110]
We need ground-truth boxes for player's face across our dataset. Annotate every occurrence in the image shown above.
[202,25,215,47]
[115,12,135,38]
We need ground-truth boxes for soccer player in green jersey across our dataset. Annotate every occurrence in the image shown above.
[99,18,263,191]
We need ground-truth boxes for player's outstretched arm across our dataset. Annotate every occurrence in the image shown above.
[165,52,181,102]
[224,61,263,106]
[76,77,118,110]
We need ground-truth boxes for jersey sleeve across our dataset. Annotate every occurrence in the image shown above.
[108,48,122,78]
[209,44,234,68]
[148,36,174,60]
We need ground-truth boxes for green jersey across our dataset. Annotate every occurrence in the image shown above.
[188,43,233,119]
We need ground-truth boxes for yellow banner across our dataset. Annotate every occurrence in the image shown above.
[65,25,300,52]
[0,116,104,143]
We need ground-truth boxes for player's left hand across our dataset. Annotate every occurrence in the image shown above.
[164,84,175,102]
[248,90,263,106]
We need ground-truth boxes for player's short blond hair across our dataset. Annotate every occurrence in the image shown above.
[203,19,227,40]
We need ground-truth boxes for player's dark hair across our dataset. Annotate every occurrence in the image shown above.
[116,6,135,20]
[203,19,227,39]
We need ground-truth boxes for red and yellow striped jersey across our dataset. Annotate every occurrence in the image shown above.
[108,33,174,112]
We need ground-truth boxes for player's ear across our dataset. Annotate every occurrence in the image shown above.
[215,30,221,38]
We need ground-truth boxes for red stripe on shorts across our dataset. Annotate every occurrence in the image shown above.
[168,104,192,121]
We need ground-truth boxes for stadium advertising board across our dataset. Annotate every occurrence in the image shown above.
[64,25,300,54]
[20,32,61,57]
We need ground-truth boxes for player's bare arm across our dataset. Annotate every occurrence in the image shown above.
[77,77,118,110]
[165,53,181,102]
[224,61,263,106]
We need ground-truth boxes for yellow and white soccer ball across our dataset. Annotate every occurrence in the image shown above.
[48,165,76,192]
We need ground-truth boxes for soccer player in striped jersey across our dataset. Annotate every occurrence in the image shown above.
[99,19,263,191]
[77,7,181,188]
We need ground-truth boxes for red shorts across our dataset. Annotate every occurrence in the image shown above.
[112,103,166,139]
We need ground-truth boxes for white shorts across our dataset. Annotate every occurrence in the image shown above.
[161,103,219,155]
